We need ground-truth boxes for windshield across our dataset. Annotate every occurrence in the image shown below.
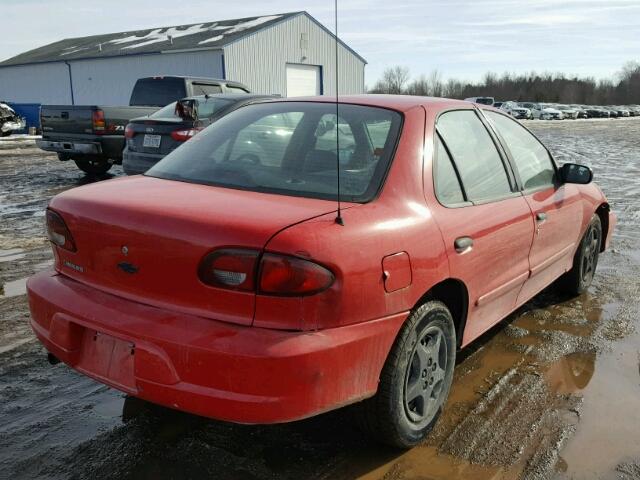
[147,102,402,202]
[151,97,235,119]
[475,98,494,105]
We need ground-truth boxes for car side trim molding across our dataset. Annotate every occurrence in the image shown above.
[476,271,529,306]
[529,243,575,277]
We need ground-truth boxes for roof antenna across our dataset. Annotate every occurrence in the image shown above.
[334,0,344,226]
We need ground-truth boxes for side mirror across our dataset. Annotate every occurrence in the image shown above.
[561,163,592,184]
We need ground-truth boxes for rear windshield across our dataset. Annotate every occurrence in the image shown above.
[147,102,402,202]
[129,78,186,107]
[151,98,235,119]
[475,98,494,105]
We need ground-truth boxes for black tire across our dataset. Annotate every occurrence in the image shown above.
[74,158,112,175]
[354,300,456,448]
[0,130,11,137]
[559,214,602,295]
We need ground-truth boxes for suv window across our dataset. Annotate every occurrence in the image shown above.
[227,86,250,94]
[436,110,512,202]
[129,78,187,107]
[192,83,223,95]
[485,111,556,190]
[434,135,465,205]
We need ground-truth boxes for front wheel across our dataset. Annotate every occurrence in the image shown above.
[354,301,456,448]
[74,158,112,175]
[558,215,602,295]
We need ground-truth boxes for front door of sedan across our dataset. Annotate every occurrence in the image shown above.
[427,109,535,346]
[483,111,584,305]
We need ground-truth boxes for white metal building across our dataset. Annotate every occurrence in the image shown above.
[0,12,366,105]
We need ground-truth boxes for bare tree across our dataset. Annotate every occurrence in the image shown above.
[370,66,410,94]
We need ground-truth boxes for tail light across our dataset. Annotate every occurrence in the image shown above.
[124,125,135,139]
[259,253,334,296]
[198,249,259,292]
[198,249,334,296]
[170,128,203,142]
[92,109,106,134]
[46,209,76,252]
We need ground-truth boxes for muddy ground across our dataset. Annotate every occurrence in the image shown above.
[0,119,639,480]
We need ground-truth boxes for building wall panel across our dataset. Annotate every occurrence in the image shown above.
[0,63,71,104]
[223,14,365,96]
[70,50,223,105]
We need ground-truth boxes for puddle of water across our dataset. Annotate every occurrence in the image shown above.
[1,277,28,298]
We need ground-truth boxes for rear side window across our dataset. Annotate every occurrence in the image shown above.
[147,102,402,202]
[129,78,186,107]
[436,110,512,202]
[151,98,234,120]
[227,86,250,94]
[192,83,223,96]
[485,111,556,190]
[434,135,465,205]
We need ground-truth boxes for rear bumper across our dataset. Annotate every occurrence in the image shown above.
[27,270,405,423]
[37,139,102,155]
[122,149,165,175]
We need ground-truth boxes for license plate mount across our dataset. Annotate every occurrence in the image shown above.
[143,134,161,148]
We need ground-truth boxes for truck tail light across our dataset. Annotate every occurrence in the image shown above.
[170,128,203,142]
[46,209,76,252]
[198,249,334,296]
[259,254,334,296]
[124,125,135,139]
[92,109,106,134]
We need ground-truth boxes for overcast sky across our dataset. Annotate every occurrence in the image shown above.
[2,0,639,86]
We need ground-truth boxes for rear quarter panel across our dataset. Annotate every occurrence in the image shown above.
[258,106,450,330]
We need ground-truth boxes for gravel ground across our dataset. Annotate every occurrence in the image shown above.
[0,119,639,480]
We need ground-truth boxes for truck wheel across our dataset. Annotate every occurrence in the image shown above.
[354,301,456,448]
[74,159,112,175]
[558,215,602,295]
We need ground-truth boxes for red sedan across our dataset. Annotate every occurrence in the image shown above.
[27,96,615,447]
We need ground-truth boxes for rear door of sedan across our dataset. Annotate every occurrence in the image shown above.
[482,110,583,305]
[426,108,535,345]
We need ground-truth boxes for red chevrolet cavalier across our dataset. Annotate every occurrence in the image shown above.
[28,96,615,447]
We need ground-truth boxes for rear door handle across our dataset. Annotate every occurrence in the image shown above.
[454,236,473,253]
[536,212,547,222]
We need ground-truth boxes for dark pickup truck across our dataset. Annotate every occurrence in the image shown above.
[37,76,250,174]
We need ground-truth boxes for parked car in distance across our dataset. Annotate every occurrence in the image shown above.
[493,101,504,109]
[123,94,277,174]
[28,96,615,448]
[555,104,579,119]
[584,106,609,118]
[0,102,26,136]
[499,101,532,119]
[464,96,495,106]
[538,103,564,120]
[37,76,251,175]
[569,105,589,119]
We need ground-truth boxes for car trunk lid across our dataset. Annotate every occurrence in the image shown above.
[49,175,340,326]
[126,117,191,156]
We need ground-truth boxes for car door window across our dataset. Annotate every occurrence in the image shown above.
[485,111,556,190]
[434,135,465,205]
[436,110,512,202]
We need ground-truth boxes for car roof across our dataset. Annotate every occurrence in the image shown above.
[264,94,474,113]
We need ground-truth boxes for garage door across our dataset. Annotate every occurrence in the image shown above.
[286,64,321,97]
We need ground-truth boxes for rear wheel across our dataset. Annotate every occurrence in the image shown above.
[355,301,456,448]
[74,158,112,175]
[559,215,602,295]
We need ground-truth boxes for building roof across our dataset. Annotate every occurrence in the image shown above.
[0,11,365,67]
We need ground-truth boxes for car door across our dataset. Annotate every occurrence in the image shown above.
[427,109,535,345]
[483,110,584,305]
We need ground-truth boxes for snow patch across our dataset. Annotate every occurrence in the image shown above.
[223,15,282,34]
[198,35,224,45]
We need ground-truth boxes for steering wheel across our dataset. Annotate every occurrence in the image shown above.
[234,153,262,165]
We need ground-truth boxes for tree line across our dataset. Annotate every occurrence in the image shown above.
[368,62,640,105]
